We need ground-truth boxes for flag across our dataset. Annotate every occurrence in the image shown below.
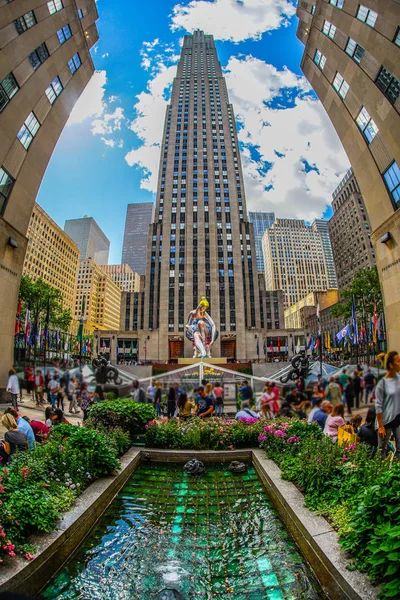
[326,331,331,350]
[44,298,50,350]
[278,338,281,352]
[102,339,106,353]
[306,336,313,351]
[263,340,267,357]
[64,334,69,352]
[309,337,316,351]
[87,339,91,353]
[296,338,301,354]
[130,341,134,357]
[77,295,85,342]
[15,299,22,335]
[336,325,350,343]
[256,337,259,356]
[269,341,273,354]
[373,298,377,344]
[315,337,320,349]
[24,302,31,344]
[31,303,39,346]
[291,337,295,354]
[351,297,359,345]
[316,295,321,335]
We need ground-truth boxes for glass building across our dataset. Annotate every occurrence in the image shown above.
[122,202,154,275]
[64,216,110,265]
[249,211,275,272]
[311,218,337,289]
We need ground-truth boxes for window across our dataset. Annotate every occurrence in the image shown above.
[47,0,63,14]
[322,20,336,39]
[57,24,72,44]
[14,10,36,34]
[345,38,365,63]
[68,53,82,74]
[356,107,378,143]
[356,5,378,27]
[394,27,400,47]
[78,8,84,18]
[330,0,344,7]
[311,5,315,14]
[45,76,63,104]
[333,72,349,98]
[0,73,19,112]
[0,167,14,215]
[383,162,400,208]
[375,67,400,105]
[314,49,326,70]
[17,112,40,149]
[29,43,49,70]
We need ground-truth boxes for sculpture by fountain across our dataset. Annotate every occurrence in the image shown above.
[185,296,218,358]
[92,355,122,385]
[280,352,310,384]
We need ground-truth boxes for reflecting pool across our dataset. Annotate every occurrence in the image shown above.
[41,463,325,600]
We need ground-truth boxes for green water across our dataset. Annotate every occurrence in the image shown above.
[41,463,325,600]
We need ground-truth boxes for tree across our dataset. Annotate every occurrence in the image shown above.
[19,275,73,331]
[330,267,383,320]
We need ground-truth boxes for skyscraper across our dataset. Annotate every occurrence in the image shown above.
[328,168,376,291]
[122,202,154,275]
[64,216,110,265]
[0,0,98,383]
[296,0,400,349]
[311,218,337,288]
[143,30,260,360]
[249,211,275,272]
[262,218,330,308]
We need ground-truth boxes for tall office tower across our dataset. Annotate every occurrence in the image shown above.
[102,264,140,293]
[0,0,98,384]
[143,30,260,360]
[262,218,330,308]
[64,216,110,265]
[296,0,400,348]
[311,218,337,288]
[23,203,79,314]
[329,168,376,290]
[122,202,154,275]
[249,211,275,272]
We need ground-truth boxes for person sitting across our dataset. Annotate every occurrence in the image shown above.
[52,409,71,425]
[325,378,342,406]
[177,392,194,420]
[285,386,307,418]
[195,387,214,419]
[4,407,35,450]
[0,414,27,464]
[260,384,279,416]
[278,401,296,418]
[307,397,323,423]
[312,401,332,430]
[235,401,259,420]
[349,414,362,434]
[324,403,346,442]
[23,416,50,443]
[358,407,378,451]
[45,407,54,429]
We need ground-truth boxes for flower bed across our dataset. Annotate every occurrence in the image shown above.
[145,417,265,450]
[0,423,126,565]
[258,419,399,600]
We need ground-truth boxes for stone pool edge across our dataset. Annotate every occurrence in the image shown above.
[252,449,378,600]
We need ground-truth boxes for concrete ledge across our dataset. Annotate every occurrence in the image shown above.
[252,449,378,600]
[144,448,253,462]
[0,448,141,597]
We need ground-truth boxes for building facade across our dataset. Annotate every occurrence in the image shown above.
[64,215,109,264]
[284,289,339,329]
[312,218,337,288]
[249,210,275,272]
[102,263,140,293]
[121,202,154,275]
[0,0,98,384]
[262,218,330,308]
[329,168,376,290]
[75,258,121,332]
[142,30,261,361]
[23,202,79,314]
[296,0,400,348]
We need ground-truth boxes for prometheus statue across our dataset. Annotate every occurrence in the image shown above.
[185,296,218,358]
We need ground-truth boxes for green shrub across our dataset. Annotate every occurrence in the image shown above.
[87,399,155,438]
[106,392,117,400]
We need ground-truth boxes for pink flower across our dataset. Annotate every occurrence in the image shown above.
[316,458,322,463]
[287,435,300,444]
[341,455,348,463]
[25,552,34,561]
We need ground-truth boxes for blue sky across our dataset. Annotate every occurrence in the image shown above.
[37,0,349,263]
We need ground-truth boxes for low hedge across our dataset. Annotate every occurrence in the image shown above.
[87,399,155,438]
[145,417,265,450]
[0,424,122,563]
[258,419,399,600]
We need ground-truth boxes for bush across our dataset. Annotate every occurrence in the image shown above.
[87,399,155,439]
[106,392,116,400]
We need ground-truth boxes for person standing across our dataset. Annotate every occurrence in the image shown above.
[147,380,156,404]
[375,351,400,459]
[80,382,93,422]
[131,380,146,403]
[6,368,20,409]
[352,369,362,409]
[68,376,79,414]
[47,375,59,410]
[195,387,214,419]
[154,381,162,417]
[213,382,224,417]
[177,392,194,420]
[363,369,376,404]
[344,377,355,416]
[57,374,66,411]
[167,386,177,419]
[325,377,342,407]
[34,370,45,406]
[25,366,35,401]
[239,379,253,404]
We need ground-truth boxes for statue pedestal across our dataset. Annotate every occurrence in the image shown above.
[101,383,132,398]
[177,358,227,365]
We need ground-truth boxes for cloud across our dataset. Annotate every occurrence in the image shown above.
[101,138,124,148]
[224,56,350,219]
[170,0,296,42]
[66,70,125,149]
[124,64,176,190]
[140,38,180,72]
[101,52,109,58]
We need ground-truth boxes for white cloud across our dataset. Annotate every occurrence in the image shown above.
[140,38,180,72]
[124,64,176,190]
[170,0,296,42]
[100,138,124,148]
[91,106,125,136]
[224,56,350,219]
[101,52,109,58]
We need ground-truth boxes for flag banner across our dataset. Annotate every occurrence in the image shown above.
[351,297,359,345]
[277,338,281,352]
[15,299,22,335]
[263,341,267,356]
[296,338,301,354]
[44,298,50,350]
[24,302,31,344]
[336,325,350,343]
[256,337,259,355]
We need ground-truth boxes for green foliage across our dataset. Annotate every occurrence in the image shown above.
[145,417,265,450]
[330,267,382,320]
[236,367,252,376]
[106,392,117,400]
[19,275,72,331]
[87,399,155,439]
[152,368,168,376]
